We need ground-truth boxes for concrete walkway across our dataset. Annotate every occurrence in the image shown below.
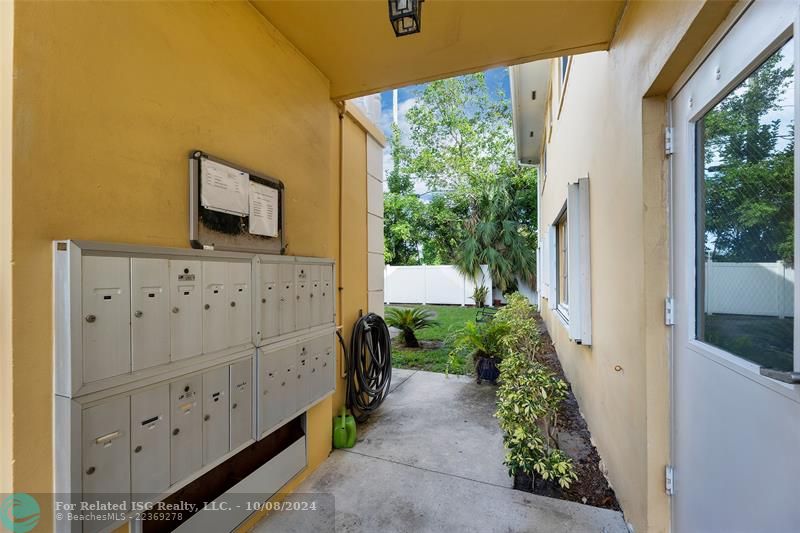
[252,369,628,533]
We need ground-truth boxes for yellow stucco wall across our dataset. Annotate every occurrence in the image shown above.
[538,2,733,532]
[8,0,361,521]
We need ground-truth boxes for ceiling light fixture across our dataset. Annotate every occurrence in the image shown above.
[388,0,424,37]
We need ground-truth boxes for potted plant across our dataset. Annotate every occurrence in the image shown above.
[447,319,510,383]
[471,285,489,308]
[385,307,438,348]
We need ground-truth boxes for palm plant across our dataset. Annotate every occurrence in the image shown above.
[454,176,537,292]
[471,285,489,308]
[385,307,438,348]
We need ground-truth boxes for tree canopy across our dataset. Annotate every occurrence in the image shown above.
[702,45,794,264]
[384,72,538,291]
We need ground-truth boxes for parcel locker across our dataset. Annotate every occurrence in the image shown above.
[295,265,311,330]
[82,396,130,530]
[202,261,229,353]
[82,256,131,382]
[202,366,230,465]
[131,385,170,496]
[228,262,252,348]
[170,375,203,485]
[278,264,296,335]
[260,263,279,340]
[229,359,253,450]
[321,265,334,325]
[169,260,203,361]
[131,258,170,371]
[310,266,322,326]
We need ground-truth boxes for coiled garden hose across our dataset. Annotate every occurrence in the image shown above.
[336,313,392,423]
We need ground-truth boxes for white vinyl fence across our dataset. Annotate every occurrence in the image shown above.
[705,261,794,318]
[384,264,492,306]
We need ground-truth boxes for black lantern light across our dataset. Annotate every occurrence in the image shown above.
[388,0,424,37]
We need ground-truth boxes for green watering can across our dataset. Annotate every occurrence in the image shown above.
[333,406,357,449]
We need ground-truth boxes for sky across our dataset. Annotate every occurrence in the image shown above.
[376,66,511,193]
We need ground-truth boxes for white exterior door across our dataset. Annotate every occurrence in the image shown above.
[671,2,800,531]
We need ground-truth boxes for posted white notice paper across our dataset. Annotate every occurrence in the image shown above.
[249,181,279,237]
[201,159,249,216]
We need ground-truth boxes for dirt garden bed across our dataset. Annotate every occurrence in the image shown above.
[524,315,621,511]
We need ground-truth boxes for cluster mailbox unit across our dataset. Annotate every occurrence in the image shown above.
[53,241,336,533]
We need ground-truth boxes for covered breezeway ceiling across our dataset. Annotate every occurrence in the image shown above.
[251,0,627,100]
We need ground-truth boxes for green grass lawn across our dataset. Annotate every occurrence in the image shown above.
[388,304,477,374]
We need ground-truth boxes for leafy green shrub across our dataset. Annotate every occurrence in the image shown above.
[385,307,438,348]
[494,293,541,357]
[497,351,577,489]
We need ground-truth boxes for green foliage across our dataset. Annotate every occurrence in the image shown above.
[390,305,476,373]
[471,285,489,308]
[702,47,794,264]
[383,72,538,282]
[385,307,438,348]
[446,319,511,372]
[495,293,541,356]
[497,351,576,489]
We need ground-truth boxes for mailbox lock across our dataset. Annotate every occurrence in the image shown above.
[230,301,236,307]
[134,445,142,453]
[232,403,238,409]
[184,385,190,392]
[172,307,180,314]
[86,466,96,475]
[262,298,267,304]
[172,428,180,436]
[204,414,210,421]
[184,268,190,274]
[134,310,143,318]
[85,314,97,323]
[204,304,210,310]
[310,293,314,298]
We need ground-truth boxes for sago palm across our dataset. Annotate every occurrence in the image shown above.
[385,307,438,348]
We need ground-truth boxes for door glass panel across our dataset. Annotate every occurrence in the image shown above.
[696,38,795,371]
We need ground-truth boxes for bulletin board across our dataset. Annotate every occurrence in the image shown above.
[189,150,285,254]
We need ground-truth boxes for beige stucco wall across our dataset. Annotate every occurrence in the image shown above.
[6,2,372,527]
[538,2,734,531]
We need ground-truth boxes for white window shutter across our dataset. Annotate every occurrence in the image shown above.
[567,183,582,341]
[548,225,557,310]
[577,177,592,345]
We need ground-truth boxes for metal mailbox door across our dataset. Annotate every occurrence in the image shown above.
[82,256,131,382]
[202,366,230,466]
[296,343,311,410]
[310,266,322,327]
[260,263,279,340]
[82,396,130,526]
[282,344,299,417]
[295,265,310,330]
[202,261,229,354]
[131,385,170,497]
[227,262,252,348]
[321,265,334,326]
[169,260,203,361]
[259,347,290,435]
[278,264,296,335]
[131,258,170,371]
[229,358,253,450]
[170,375,202,485]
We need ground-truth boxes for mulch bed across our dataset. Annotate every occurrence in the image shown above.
[518,315,621,511]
